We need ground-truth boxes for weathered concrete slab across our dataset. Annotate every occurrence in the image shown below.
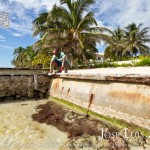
[60,67,150,84]
[0,68,49,75]
[67,67,150,75]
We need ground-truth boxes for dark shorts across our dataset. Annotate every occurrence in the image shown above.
[54,59,62,67]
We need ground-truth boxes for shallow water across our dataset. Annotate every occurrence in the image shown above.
[0,99,68,150]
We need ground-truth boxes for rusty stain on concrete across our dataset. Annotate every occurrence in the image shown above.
[105,76,150,84]
[54,83,59,91]
[86,93,95,115]
[67,88,70,95]
[61,87,64,93]
[108,91,150,105]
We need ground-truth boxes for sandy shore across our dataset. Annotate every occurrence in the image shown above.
[0,99,68,150]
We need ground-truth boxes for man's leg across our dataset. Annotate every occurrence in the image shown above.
[64,61,69,73]
[61,56,69,73]
[49,60,60,73]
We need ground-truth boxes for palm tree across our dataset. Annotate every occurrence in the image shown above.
[24,46,36,68]
[104,23,150,60]
[32,51,51,69]
[42,0,104,68]
[12,46,26,67]
[104,27,125,61]
[32,12,49,37]
[123,23,150,56]
[12,46,36,68]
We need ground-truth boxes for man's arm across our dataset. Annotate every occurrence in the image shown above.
[49,60,53,73]
[49,55,56,73]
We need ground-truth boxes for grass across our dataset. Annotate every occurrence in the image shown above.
[51,96,150,137]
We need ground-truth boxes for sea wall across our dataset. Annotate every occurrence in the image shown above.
[0,68,50,101]
[49,72,150,129]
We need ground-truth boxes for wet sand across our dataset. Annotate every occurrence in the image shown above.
[0,99,68,150]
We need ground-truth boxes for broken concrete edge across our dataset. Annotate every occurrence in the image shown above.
[0,68,49,70]
[58,74,150,84]
[0,74,49,76]
[50,96,150,138]
[0,68,49,75]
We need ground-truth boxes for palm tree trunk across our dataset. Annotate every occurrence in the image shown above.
[78,38,90,68]
[69,54,78,69]
[82,52,90,68]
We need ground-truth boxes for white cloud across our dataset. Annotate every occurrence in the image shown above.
[0,0,150,38]
[0,35,5,42]
[0,39,5,42]
[0,35,5,39]
[0,0,60,36]
[9,0,60,11]
[0,45,14,49]
[11,33,22,37]
[91,0,150,29]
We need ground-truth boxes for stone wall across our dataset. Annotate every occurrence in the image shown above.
[0,68,50,101]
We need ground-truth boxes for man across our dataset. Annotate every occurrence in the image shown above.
[49,49,68,74]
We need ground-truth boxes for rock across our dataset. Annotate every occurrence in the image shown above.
[109,136,129,150]
[4,97,14,101]
[119,128,147,149]
[15,95,21,99]
[27,90,34,98]
[60,135,127,150]
[0,97,4,102]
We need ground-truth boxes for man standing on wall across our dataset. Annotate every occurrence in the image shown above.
[49,49,68,75]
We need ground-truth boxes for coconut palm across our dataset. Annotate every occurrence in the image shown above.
[12,46,36,68]
[32,12,49,37]
[12,46,26,67]
[24,46,36,68]
[104,27,125,61]
[123,23,150,56]
[42,0,104,68]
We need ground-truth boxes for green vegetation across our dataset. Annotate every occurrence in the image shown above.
[136,57,150,66]
[104,24,150,61]
[52,96,150,137]
[12,46,36,68]
[11,0,150,69]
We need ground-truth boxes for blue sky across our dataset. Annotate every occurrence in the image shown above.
[0,0,150,67]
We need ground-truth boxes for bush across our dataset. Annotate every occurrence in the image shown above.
[136,57,150,66]
[93,62,114,68]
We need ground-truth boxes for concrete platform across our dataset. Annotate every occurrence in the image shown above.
[60,67,150,84]
[67,67,150,76]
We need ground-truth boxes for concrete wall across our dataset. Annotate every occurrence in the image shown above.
[49,77,150,129]
[0,68,50,101]
[0,68,49,75]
